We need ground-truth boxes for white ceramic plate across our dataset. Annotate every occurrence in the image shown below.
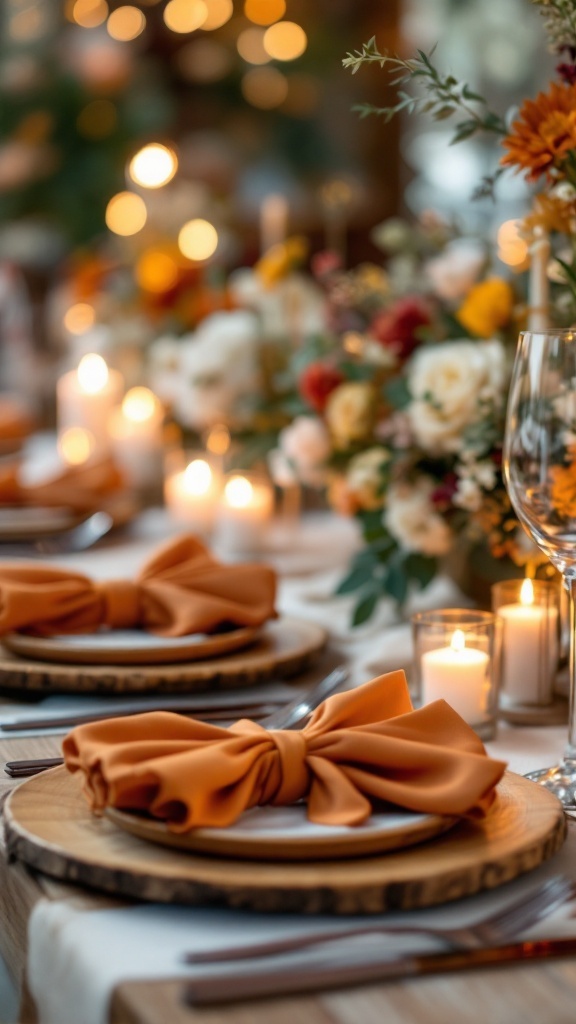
[106,802,457,861]
[3,626,261,666]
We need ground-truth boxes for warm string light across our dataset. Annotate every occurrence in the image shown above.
[63,303,96,335]
[107,5,146,40]
[178,219,218,261]
[164,0,207,33]
[129,144,178,189]
[105,191,147,236]
[77,353,109,394]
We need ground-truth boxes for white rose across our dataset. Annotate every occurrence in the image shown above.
[174,310,262,430]
[279,415,331,488]
[384,478,452,557]
[424,240,486,302]
[407,339,506,454]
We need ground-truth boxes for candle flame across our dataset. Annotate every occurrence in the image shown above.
[450,629,466,653]
[225,475,253,508]
[520,577,534,606]
[77,353,109,394]
[206,423,231,456]
[182,459,212,496]
[58,426,95,465]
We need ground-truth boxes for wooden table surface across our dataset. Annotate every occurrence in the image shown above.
[2,733,576,1024]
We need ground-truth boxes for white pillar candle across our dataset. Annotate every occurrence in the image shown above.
[109,387,164,489]
[421,629,489,725]
[216,473,274,552]
[528,227,550,332]
[57,354,124,453]
[260,194,288,256]
[498,578,559,705]
[164,457,220,534]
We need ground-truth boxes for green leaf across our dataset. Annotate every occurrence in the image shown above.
[384,561,409,605]
[352,590,380,627]
[404,553,438,589]
[383,375,412,409]
[335,560,377,595]
[451,120,479,144]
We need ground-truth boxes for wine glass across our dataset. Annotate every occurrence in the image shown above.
[504,327,576,807]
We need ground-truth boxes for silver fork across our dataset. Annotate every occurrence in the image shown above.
[186,875,574,963]
[3,665,350,775]
[0,511,113,557]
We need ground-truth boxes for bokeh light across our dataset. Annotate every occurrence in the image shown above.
[58,427,96,465]
[135,249,179,292]
[105,191,147,235]
[76,99,117,139]
[178,219,218,261]
[77,353,109,393]
[122,387,161,422]
[163,0,207,33]
[63,303,96,335]
[107,5,146,41]
[205,423,231,456]
[263,21,307,61]
[237,27,269,65]
[202,0,233,30]
[497,220,529,267]
[175,40,232,82]
[67,0,108,27]
[241,67,288,108]
[244,0,285,26]
[129,143,177,188]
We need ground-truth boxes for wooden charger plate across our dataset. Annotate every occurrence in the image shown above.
[3,769,566,914]
[0,616,327,695]
[3,625,260,666]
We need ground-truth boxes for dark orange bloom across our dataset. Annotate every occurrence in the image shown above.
[501,82,576,181]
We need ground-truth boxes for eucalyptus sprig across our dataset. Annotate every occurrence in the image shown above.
[342,38,507,145]
[531,0,576,52]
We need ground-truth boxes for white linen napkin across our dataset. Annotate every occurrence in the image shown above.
[26,824,576,1024]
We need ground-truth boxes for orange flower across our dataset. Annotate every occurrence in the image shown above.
[550,450,576,518]
[456,277,514,337]
[501,82,576,182]
[522,193,576,236]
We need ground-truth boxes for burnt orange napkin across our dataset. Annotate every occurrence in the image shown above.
[0,454,124,513]
[0,534,276,637]
[0,398,34,444]
[63,670,506,830]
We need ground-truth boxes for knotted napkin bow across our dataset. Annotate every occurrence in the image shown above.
[64,670,506,830]
[0,535,276,637]
[0,455,124,513]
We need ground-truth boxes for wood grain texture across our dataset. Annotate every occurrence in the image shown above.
[0,617,326,695]
[3,768,566,915]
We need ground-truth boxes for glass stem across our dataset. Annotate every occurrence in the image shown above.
[565,574,576,760]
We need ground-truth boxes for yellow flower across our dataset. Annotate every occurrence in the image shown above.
[456,277,514,337]
[550,450,576,518]
[254,236,308,288]
[325,382,375,448]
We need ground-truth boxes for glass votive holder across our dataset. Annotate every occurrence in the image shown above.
[411,609,498,740]
[214,469,274,554]
[492,578,560,711]
[163,448,222,536]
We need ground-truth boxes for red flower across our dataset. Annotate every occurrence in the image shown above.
[431,473,458,510]
[299,361,345,412]
[311,250,342,281]
[369,296,432,360]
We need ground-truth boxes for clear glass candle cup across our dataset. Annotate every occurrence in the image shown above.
[492,579,560,710]
[411,609,499,741]
[214,469,275,554]
[163,448,222,536]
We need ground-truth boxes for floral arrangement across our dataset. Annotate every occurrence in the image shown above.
[269,217,524,623]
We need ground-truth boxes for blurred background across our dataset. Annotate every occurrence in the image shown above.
[0,0,550,412]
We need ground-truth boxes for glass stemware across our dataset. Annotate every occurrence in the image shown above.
[504,327,576,807]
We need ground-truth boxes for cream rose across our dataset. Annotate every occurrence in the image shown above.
[406,339,506,454]
[325,382,375,448]
[344,446,390,510]
[384,478,452,557]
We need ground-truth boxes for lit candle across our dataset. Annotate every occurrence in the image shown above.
[164,456,219,534]
[57,354,124,453]
[498,578,558,705]
[421,629,489,725]
[215,472,274,552]
[260,193,288,256]
[109,387,164,489]
[528,227,550,331]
